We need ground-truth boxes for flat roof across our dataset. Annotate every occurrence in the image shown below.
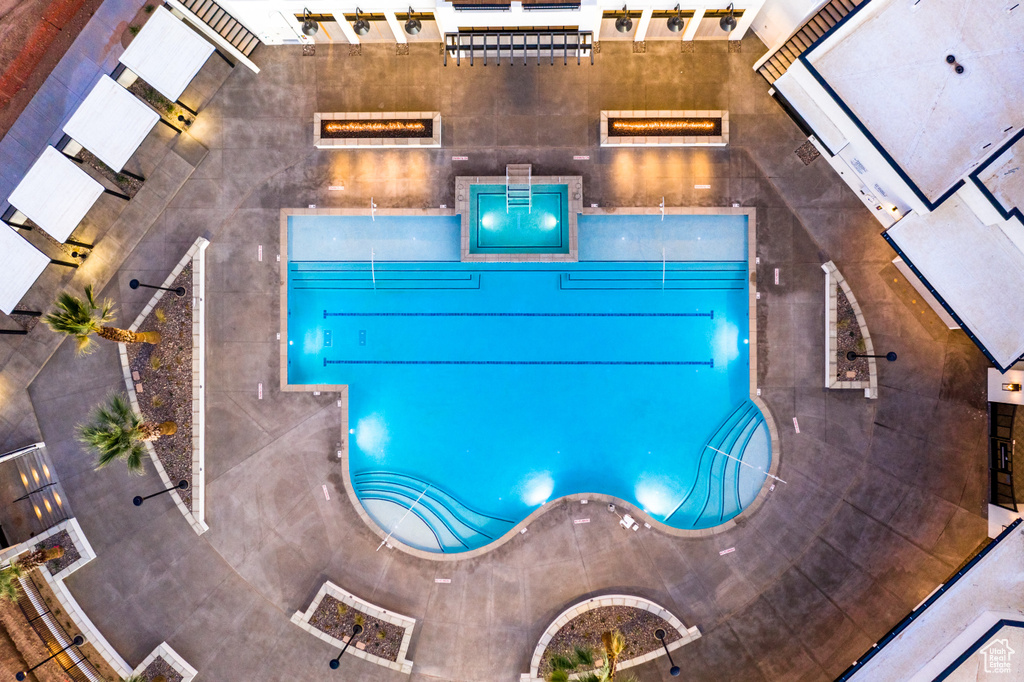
[0,225,50,315]
[118,6,214,102]
[807,0,1024,205]
[977,133,1024,219]
[7,147,104,243]
[886,197,1024,369]
[63,75,160,172]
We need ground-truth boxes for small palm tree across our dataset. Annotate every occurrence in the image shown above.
[18,546,64,572]
[0,563,25,603]
[545,631,639,682]
[78,393,176,474]
[44,284,160,354]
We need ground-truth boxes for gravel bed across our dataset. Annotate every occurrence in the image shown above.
[795,140,821,165]
[539,605,680,678]
[77,148,142,197]
[126,265,194,508]
[836,286,869,381]
[128,79,195,132]
[140,656,183,682]
[309,596,405,662]
[35,530,80,575]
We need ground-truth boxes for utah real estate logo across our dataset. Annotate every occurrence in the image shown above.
[981,638,1015,674]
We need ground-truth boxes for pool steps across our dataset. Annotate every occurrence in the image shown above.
[354,471,515,552]
[665,399,769,529]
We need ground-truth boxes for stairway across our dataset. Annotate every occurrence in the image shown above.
[506,164,532,213]
[177,0,261,58]
[756,0,866,84]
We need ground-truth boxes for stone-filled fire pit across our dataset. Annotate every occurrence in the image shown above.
[600,110,728,147]
[314,112,442,148]
[321,119,433,139]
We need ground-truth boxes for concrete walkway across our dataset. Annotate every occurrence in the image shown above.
[24,37,989,681]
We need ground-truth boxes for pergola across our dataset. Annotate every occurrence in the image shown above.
[6,147,105,243]
[62,75,160,172]
[0,225,51,315]
[118,6,215,102]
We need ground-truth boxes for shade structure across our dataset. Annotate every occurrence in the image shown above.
[0,225,50,315]
[118,6,215,102]
[7,147,104,243]
[63,75,160,172]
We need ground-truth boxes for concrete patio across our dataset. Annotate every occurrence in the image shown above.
[12,34,989,681]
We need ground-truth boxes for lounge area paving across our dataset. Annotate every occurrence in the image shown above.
[19,35,989,681]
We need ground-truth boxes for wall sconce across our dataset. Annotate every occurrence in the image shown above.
[667,4,684,32]
[301,7,319,36]
[720,3,737,31]
[615,5,633,33]
[404,7,422,34]
[1003,383,1022,392]
[353,7,370,35]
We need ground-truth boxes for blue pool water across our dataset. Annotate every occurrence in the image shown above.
[287,212,769,553]
[469,184,569,254]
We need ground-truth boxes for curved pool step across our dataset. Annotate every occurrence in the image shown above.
[666,400,769,529]
[353,471,514,552]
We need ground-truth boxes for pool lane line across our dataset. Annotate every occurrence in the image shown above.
[323,311,714,318]
[325,359,714,367]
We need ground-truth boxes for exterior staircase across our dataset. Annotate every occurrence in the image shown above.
[506,164,532,213]
[173,0,261,61]
[755,0,867,84]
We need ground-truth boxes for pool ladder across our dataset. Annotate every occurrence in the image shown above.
[506,164,532,213]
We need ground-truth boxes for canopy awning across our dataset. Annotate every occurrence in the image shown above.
[63,75,160,172]
[0,225,50,315]
[7,147,104,243]
[118,6,215,102]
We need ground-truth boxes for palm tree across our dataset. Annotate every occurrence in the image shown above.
[0,563,25,603]
[544,631,639,682]
[18,546,64,572]
[44,284,160,354]
[78,393,176,474]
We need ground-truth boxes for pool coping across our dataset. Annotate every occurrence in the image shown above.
[455,174,582,262]
[279,205,782,559]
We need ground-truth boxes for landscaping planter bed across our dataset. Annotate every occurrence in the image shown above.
[77,148,142,197]
[126,265,194,508]
[309,595,405,662]
[139,656,183,682]
[538,606,680,679]
[836,286,869,382]
[35,530,80,576]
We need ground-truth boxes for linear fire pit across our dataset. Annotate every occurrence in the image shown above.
[314,112,441,149]
[600,110,728,147]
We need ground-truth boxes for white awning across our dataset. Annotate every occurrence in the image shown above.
[63,75,160,172]
[887,196,1024,369]
[7,147,104,243]
[0,225,50,315]
[118,6,215,102]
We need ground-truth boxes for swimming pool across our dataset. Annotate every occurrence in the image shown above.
[285,211,770,553]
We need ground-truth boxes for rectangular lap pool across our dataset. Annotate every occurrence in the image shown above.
[284,209,769,553]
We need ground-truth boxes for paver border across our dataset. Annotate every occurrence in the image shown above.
[314,112,441,148]
[283,203,780,559]
[600,110,729,147]
[119,236,210,534]
[520,593,702,681]
[455,174,582,262]
[132,641,198,682]
[822,260,878,399]
[290,580,415,674]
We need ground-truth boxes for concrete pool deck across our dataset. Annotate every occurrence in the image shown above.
[5,34,991,681]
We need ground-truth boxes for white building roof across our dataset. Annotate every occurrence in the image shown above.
[63,75,160,172]
[118,6,214,102]
[977,134,1024,218]
[807,0,1024,204]
[0,225,50,315]
[886,197,1024,369]
[7,147,104,243]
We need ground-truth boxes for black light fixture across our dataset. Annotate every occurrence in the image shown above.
[720,3,737,31]
[329,624,363,669]
[847,351,898,362]
[667,4,684,32]
[352,7,370,35]
[654,629,681,677]
[615,5,633,33]
[301,8,319,37]
[134,479,189,507]
[17,635,85,680]
[404,7,421,35]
